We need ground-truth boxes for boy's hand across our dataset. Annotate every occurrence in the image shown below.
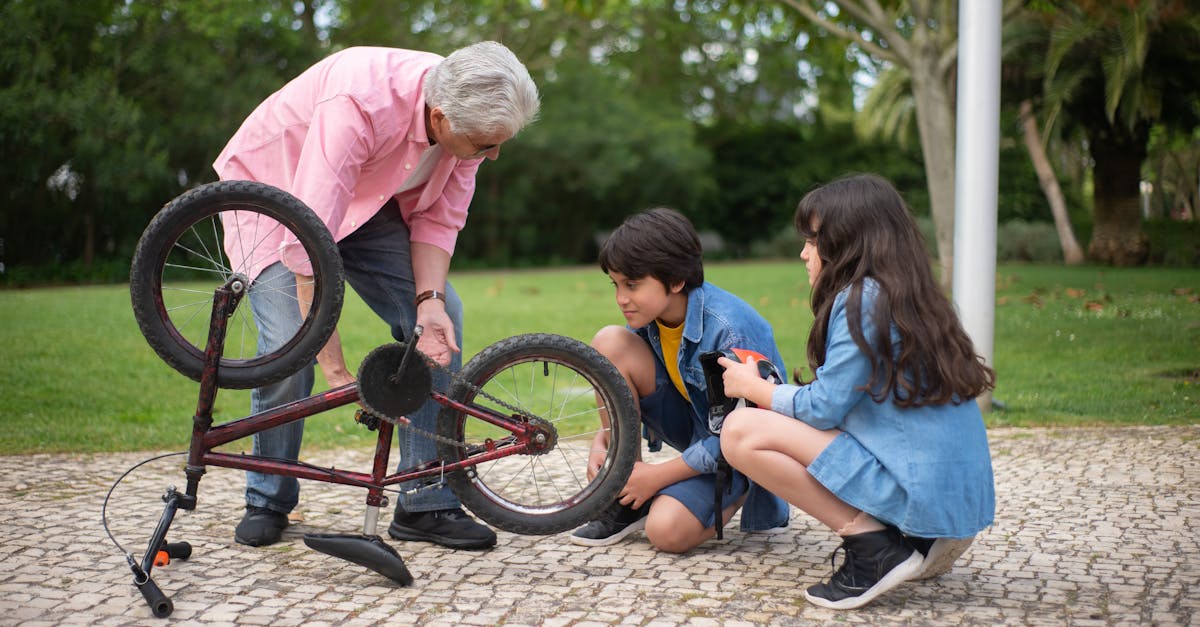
[586,430,610,481]
[618,461,663,509]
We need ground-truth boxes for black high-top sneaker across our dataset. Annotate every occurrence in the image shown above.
[804,526,923,610]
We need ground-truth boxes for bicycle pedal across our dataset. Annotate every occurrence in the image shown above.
[354,409,380,431]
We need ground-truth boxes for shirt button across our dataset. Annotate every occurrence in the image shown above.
[404,163,412,170]
[350,221,357,227]
[378,195,385,201]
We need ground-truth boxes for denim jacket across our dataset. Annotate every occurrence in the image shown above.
[634,282,790,531]
[769,280,995,537]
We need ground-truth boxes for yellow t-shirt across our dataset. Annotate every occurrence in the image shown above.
[655,319,690,401]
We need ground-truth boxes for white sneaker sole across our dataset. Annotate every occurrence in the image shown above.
[803,550,923,610]
[568,517,647,547]
[910,537,974,580]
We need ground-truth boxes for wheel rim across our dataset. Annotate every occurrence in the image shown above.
[152,205,321,368]
[454,355,626,516]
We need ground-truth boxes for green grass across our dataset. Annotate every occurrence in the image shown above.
[987,265,1200,426]
[0,261,1196,454]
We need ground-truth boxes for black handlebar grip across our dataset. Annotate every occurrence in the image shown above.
[164,541,192,560]
[137,576,173,618]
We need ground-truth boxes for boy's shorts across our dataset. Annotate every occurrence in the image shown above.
[638,359,749,529]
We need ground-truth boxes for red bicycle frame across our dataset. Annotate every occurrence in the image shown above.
[133,278,546,616]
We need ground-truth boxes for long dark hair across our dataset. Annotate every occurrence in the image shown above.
[794,173,995,406]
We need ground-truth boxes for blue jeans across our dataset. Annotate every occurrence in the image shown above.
[246,205,463,515]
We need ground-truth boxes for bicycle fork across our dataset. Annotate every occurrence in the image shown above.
[131,278,244,618]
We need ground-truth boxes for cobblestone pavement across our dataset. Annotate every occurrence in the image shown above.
[0,425,1197,626]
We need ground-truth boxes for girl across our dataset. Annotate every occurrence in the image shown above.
[718,173,996,610]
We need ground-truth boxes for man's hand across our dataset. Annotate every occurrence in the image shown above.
[296,273,355,390]
[409,241,458,366]
[415,300,460,366]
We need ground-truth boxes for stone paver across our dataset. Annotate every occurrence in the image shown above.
[0,425,1196,625]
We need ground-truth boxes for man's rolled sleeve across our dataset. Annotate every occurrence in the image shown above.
[406,159,478,254]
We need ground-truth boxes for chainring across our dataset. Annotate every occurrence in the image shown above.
[355,341,546,451]
[356,343,433,420]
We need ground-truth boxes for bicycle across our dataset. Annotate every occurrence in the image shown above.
[116,180,640,618]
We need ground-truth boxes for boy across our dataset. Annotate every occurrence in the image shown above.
[571,208,789,552]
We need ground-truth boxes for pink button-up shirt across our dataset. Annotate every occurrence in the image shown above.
[213,47,481,279]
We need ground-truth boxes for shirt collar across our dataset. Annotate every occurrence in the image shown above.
[682,283,707,343]
[409,67,434,145]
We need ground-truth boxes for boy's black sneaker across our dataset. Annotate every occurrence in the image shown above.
[234,505,289,547]
[907,536,974,580]
[388,506,496,550]
[804,526,923,610]
[569,501,648,546]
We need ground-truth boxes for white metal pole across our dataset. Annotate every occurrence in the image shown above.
[953,0,1002,410]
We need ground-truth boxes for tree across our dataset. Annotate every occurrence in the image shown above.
[1017,99,1085,263]
[780,0,1022,286]
[334,1,840,265]
[1036,0,1200,265]
[0,0,322,278]
[1145,126,1200,220]
[998,7,1086,265]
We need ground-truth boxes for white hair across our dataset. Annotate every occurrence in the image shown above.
[423,41,540,137]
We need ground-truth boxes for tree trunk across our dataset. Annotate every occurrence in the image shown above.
[910,68,957,289]
[83,204,95,267]
[1087,125,1149,266]
[1019,100,1084,265]
[299,1,319,46]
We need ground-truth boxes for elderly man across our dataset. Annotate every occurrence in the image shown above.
[214,41,540,549]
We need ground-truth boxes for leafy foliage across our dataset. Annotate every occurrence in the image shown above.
[2,0,1197,285]
[0,0,321,275]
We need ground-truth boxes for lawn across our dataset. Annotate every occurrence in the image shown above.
[0,261,1196,455]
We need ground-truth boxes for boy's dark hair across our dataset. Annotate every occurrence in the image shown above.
[598,207,704,290]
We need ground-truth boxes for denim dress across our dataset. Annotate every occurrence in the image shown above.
[770,281,995,538]
[634,282,791,531]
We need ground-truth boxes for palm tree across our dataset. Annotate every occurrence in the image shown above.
[782,0,1025,287]
[1002,9,1086,265]
[853,13,1087,266]
[1037,0,1200,265]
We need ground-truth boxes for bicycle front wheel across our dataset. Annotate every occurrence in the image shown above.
[129,180,344,389]
[436,334,639,535]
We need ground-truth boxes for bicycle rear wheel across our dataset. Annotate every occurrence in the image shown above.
[436,334,639,535]
[129,180,344,389]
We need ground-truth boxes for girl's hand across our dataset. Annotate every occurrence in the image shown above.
[717,356,775,407]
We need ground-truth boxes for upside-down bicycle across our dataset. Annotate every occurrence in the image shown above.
[113,180,640,618]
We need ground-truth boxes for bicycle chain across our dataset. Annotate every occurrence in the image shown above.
[360,348,541,450]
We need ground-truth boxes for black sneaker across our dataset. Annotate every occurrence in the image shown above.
[234,505,289,547]
[804,526,923,610]
[907,536,974,580]
[387,507,496,550]
[569,501,648,547]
